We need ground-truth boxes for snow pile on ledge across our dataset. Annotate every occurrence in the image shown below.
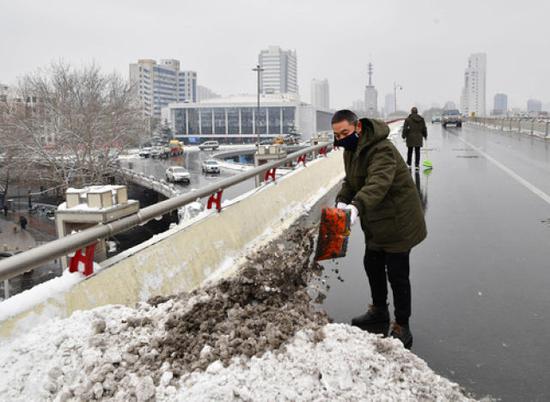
[0,317,473,402]
[0,225,474,401]
[161,324,473,401]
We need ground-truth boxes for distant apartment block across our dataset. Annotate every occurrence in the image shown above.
[460,53,487,117]
[129,59,197,118]
[310,78,330,110]
[527,99,542,114]
[258,46,298,95]
[492,93,508,115]
[197,85,221,102]
[385,93,396,116]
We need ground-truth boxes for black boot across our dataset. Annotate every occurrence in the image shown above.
[351,304,390,327]
[390,322,413,349]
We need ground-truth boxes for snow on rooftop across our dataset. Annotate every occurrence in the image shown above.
[168,93,303,108]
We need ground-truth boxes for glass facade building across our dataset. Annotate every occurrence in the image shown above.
[166,95,332,145]
[173,106,295,138]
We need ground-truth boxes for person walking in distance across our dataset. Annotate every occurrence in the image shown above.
[332,109,427,349]
[402,107,427,170]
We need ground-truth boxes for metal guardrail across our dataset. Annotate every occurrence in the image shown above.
[0,142,331,282]
[119,167,180,198]
[469,117,550,138]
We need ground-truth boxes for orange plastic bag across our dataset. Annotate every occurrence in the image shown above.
[315,208,351,261]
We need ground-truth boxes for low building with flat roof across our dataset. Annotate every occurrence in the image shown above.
[162,94,332,144]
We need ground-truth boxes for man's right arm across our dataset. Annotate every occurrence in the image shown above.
[335,177,355,205]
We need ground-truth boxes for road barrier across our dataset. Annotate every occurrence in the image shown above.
[469,116,550,138]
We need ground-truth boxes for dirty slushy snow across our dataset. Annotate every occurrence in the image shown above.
[0,226,474,401]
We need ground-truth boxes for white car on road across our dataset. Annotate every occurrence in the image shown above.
[202,159,221,174]
[198,140,220,151]
[165,166,190,183]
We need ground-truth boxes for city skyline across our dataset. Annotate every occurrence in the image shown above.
[1,1,550,110]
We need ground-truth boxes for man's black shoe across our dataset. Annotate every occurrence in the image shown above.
[390,322,413,349]
[351,304,390,327]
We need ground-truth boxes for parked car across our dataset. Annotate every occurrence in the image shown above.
[139,147,152,158]
[198,140,220,151]
[151,146,170,159]
[442,109,463,128]
[202,159,221,174]
[165,166,190,183]
[431,115,441,123]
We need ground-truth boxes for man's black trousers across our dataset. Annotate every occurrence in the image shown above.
[407,146,421,167]
[364,249,411,326]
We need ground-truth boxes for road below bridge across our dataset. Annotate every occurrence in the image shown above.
[120,147,256,202]
[319,123,550,401]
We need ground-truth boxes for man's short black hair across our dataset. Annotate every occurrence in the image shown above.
[331,109,358,125]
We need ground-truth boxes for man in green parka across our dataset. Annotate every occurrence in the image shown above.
[402,107,428,170]
[332,109,427,348]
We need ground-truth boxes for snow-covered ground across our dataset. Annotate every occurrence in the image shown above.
[0,225,474,402]
[0,313,473,402]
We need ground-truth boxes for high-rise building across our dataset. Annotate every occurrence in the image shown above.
[129,59,197,118]
[527,99,542,113]
[364,63,378,117]
[385,93,396,116]
[197,85,220,102]
[310,78,330,109]
[352,99,365,113]
[492,93,508,115]
[460,53,487,117]
[258,46,298,95]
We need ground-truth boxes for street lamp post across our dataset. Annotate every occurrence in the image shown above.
[393,82,403,114]
[252,64,264,146]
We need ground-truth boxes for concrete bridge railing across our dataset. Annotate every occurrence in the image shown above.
[0,142,342,338]
[119,167,179,198]
[469,116,550,138]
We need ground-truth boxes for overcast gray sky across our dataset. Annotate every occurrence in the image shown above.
[2,0,549,110]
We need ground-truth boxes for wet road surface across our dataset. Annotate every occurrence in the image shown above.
[120,148,256,202]
[319,123,550,401]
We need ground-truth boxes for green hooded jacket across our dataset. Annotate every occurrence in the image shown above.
[336,118,427,252]
[402,113,428,148]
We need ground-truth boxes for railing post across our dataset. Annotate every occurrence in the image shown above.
[207,190,223,212]
[531,119,535,135]
[264,168,277,183]
[68,243,97,277]
[3,279,9,299]
[546,121,549,138]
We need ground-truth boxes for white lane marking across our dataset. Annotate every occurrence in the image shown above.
[456,135,550,206]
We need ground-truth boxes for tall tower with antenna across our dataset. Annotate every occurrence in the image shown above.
[364,62,378,117]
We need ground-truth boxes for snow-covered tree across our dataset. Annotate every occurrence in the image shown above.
[2,62,147,188]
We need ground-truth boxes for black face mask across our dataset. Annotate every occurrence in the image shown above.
[334,132,359,152]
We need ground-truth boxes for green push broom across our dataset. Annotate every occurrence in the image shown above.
[423,140,433,170]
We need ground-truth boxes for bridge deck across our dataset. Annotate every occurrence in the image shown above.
[319,124,550,401]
